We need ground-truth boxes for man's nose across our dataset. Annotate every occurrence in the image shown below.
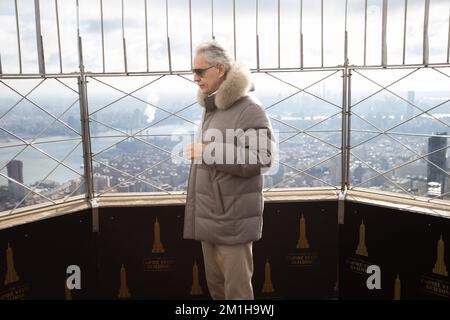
[193,73,201,83]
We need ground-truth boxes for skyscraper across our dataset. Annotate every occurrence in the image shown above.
[427,133,448,197]
[405,91,415,119]
[6,160,25,200]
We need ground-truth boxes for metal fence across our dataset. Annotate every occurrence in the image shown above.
[0,0,449,215]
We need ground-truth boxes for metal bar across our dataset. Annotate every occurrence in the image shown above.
[341,69,348,190]
[122,0,128,73]
[448,8,450,63]
[364,0,368,66]
[381,0,388,67]
[321,0,324,68]
[256,0,260,71]
[233,0,237,59]
[144,0,149,72]
[189,0,193,69]
[300,0,303,69]
[166,0,172,73]
[346,68,352,188]
[278,0,281,68]
[0,54,2,74]
[78,70,94,199]
[55,0,63,73]
[212,0,215,39]
[14,0,22,73]
[423,0,430,66]
[100,0,105,73]
[34,0,45,75]
[402,0,408,64]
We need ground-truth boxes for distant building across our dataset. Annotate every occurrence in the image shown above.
[427,132,447,197]
[405,91,415,119]
[6,160,25,200]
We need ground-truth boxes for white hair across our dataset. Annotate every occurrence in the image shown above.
[195,41,234,72]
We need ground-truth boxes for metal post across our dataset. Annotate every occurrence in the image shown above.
[166,0,172,73]
[233,0,236,59]
[122,0,128,73]
[100,0,105,73]
[55,0,63,73]
[189,0,193,69]
[14,0,22,74]
[402,0,408,64]
[212,0,215,39]
[447,8,450,63]
[381,0,388,67]
[34,0,45,75]
[256,0,260,71]
[364,0,368,66]
[144,0,149,72]
[341,30,350,191]
[278,0,280,68]
[300,0,303,69]
[77,36,94,202]
[423,0,430,66]
[321,0,324,68]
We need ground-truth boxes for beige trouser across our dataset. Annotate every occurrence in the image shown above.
[201,241,254,300]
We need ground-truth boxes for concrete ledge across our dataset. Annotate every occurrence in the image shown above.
[1,187,449,230]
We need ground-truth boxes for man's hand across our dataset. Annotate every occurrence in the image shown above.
[184,143,206,161]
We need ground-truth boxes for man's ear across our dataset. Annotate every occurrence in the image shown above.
[218,64,226,78]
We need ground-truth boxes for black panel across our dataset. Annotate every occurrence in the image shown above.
[340,202,450,300]
[0,210,96,300]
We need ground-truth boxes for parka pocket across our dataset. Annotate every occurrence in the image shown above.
[211,182,225,215]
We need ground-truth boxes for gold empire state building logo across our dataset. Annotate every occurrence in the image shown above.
[432,235,448,276]
[355,219,368,257]
[65,279,72,300]
[297,214,309,249]
[262,258,275,293]
[152,217,165,254]
[393,274,401,300]
[4,242,20,285]
[190,260,203,295]
[117,264,131,298]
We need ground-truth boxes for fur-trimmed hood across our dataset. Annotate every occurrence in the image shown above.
[197,63,252,110]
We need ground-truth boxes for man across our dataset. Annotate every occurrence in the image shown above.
[183,41,274,300]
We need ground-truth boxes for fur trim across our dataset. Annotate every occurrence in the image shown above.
[197,63,252,110]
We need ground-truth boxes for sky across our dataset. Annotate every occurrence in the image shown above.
[0,0,449,75]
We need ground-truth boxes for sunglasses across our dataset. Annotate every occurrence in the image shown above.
[192,65,215,77]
